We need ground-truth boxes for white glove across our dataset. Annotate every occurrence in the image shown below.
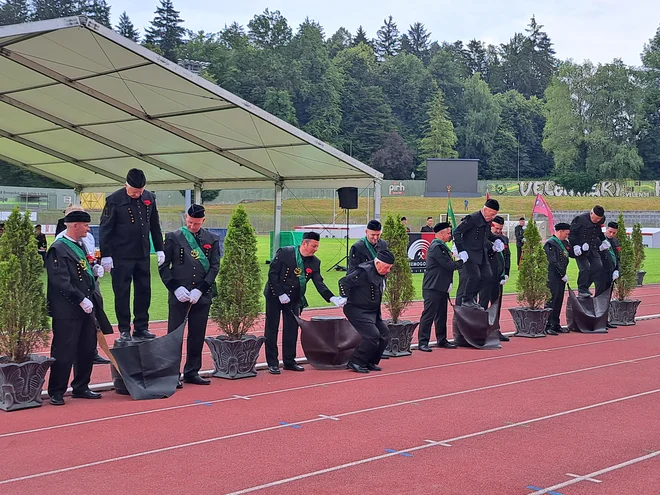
[101,256,113,272]
[189,288,203,304]
[522,238,526,243]
[493,239,505,252]
[458,251,469,263]
[561,275,569,283]
[612,270,619,281]
[278,294,291,304]
[174,286,190,302]
[573,245,582,256]
[448,283,453,292]
[79,297,93,314]
[451,244,459,257]
[582,243,590,252]
[330,296,347,307]
[157,251,165,266]
[599,240,611,251]
[499,275,509,286]
[92,264,104,278]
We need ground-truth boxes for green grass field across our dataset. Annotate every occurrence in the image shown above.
[42,235,659,324]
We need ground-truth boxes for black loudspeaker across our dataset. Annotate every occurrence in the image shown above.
[337,187,358,210]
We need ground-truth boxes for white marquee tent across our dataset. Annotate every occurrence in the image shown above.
[0,16,383,248]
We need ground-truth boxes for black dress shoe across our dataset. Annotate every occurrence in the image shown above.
[346,361,369,373]
[606,322,618,329]
[93,354,111,365]
[283,364,304,372]
[545,328,559,336]
[176,380,183,389]
[498,333,510,342]
[366,363,382,371]
[268,366,281,375]
[184,375,211,385]
[556,326,570,334]
[72,390,102,399]
[438,340,457,349]
[49,395,65,406]
[418,345,432,352]
[119,331,132,342]
[133,330,156,339]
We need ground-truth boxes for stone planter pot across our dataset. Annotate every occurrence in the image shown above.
[383,320,419,357]
[296,316,361,370]
[636,270,646,286]
[509,307,552,338]
[0,355,55,412]
[608,299,641,326]
[205,334,266,379]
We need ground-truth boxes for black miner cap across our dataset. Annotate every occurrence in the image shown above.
[485,198,500,211]
[554,222,570,231]
[63,210,91,223]
[592,205,605,217]
[187,204,205,218]
[366,220,382,231]
[303,231,320,241]
[126,168,146,188]
[433,222,451,232]
[608,221,619,229]
[376,249,395,264]
[492,216,504,225]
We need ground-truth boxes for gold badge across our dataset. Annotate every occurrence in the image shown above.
[294,267,302,276]
[190,249,200,260]
[79,259,88,270]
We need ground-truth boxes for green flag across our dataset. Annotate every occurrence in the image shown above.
[447,198,457,230]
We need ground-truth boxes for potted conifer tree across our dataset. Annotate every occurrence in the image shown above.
[381,214,418,356]
[631,223,646,286]
[509,219,552,337]
[206,206,265,379]
[609,214,641,325]
[0,206,52,411]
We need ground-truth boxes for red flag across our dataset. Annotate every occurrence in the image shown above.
[532,194,557,236]
[486,190,491,200]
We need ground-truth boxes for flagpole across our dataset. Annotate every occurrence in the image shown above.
[446,185,451,223]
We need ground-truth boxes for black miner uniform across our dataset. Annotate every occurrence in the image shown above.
[544,235,571,332]
[569,212,606,294]
[159,228,220,379]
[46,238,98,398]
[453,211,495,306]
[598,236,620,296]
[100,188,163,338]
[339,261,391,368]
[479,234,511,309]
[514,223,525,266]
[348,237,388,271]
[264,246,335,368]
[418,240,463,347]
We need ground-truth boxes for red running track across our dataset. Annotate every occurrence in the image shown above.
[31,284,660,388]
[1,313,659,494]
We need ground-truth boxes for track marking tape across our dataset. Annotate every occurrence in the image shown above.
[384,449,413,457]
[566,473,602,483]
[278,422,301,429]
[193,400,212,407]
[318,415,340,421]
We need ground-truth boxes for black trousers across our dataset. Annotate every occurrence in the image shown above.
[596,268,614,297]
[418,289,449,346]
[344,304,390,367]
[111,257,152,334]
[48,315,96,397]
[575,252,603,294]
[167,301,211,378]
[478,278,501,309]
[516,243,523,266]
[545,276,566,329]
[462,259,492,304]
[264,296,301,367]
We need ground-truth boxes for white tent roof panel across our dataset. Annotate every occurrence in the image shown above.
[0,17,382,192]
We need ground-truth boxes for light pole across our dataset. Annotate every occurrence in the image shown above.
[517,135,520,182]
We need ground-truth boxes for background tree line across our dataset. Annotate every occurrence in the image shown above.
[1,0,660,191]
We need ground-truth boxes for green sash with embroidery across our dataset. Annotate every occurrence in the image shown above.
[362,237,378,259]
[181,227,210,272]
[550,235,569,257]
[294,246,308,309]
[59,238,95,286]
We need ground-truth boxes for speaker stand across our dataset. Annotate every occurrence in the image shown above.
[328,209,350,272]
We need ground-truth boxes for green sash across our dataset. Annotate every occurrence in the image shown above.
[362,237,378,259]
[550,236,568,256]
[431,238,448,250]
[608,244,617,264]
[181,227,210,272]
[294,246,308,309]
[59,238,95,286]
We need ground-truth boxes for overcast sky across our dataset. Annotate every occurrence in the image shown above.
[108,0,659,66]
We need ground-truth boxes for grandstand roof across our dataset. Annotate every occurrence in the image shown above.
[0,17,382,192]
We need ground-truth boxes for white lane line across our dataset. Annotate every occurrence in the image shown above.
[3,331,659,439]
[223,389,660,495]
[1,357,658,486]
[565,473,602,483]
[318,415,340,421]
[528,451,660,494]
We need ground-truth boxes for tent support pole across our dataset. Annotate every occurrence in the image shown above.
[273,182,283,253]
[373,179,382,221]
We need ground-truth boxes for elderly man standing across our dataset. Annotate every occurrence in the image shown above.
[99,168,164,341]
[264,232,346,374]
[569,205,608,298]
[348,219,388,271]
[339,250,395,373]
[159,204,221,386]
[544,222,572,335]
[46,208,105,405]
[453,198,503,309]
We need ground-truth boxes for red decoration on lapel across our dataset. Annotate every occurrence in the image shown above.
[203,244,212,249]
[143,199,152,206]
[305,268,312,274]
